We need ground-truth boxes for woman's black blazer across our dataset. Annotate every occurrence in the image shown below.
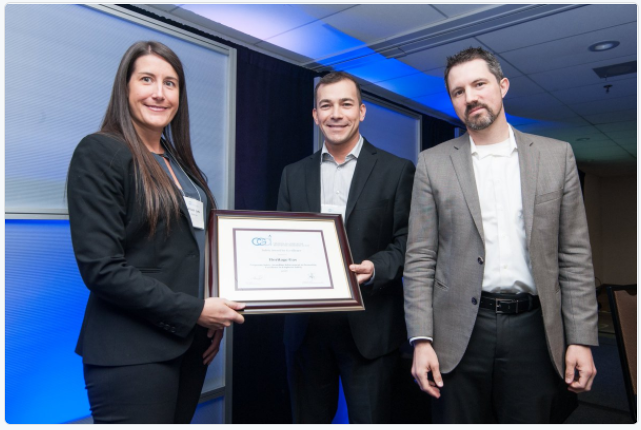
[67,133,211,366]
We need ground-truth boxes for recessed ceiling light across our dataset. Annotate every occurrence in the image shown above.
[589,41,620,52]
[576,137,591,141]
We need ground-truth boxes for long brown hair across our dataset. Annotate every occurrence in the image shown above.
[100,41,215,235]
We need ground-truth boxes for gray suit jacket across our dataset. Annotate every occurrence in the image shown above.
[403,128,598,376]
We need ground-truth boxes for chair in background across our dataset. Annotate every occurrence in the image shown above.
[606,284,637,422]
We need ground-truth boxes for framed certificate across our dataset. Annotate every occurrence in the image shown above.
[208,210,364,314]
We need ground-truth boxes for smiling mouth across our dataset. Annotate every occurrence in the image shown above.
[145,105,169,112]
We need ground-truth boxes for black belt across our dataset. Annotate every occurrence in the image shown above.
[479,292,540,314]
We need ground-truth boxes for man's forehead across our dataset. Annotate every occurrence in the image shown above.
[317,80,359,99]
[449,59,492,82]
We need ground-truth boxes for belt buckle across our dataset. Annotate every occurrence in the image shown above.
[495,298,517,314]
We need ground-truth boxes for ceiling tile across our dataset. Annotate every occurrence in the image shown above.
[571,140,618,152]
[551,77,636,104]
[503,76,547,100]
[570,96,637,116]
[529,55,636,91]
[518,123,600,141]
[573,145,632,158]
[499,22,637,74]
[615,138,638,148]
[477,4,636,53]
[584,109,637,124]
[323,5,446,44]
[504,93,579,120]
[604,129,637,140]
[596,121,637,133]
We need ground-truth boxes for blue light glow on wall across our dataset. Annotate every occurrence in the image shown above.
[6,219,90,424]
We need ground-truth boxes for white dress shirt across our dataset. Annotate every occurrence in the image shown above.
[411,127,537,346]
[470,126,536,294]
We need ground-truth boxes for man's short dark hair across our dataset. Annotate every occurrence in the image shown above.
[444,47,504,95]
[315,71,363,106]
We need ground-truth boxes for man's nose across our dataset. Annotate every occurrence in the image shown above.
[465,89,478,105]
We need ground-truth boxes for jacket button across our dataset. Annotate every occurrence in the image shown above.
[478,257,484,265]
[471,297,478,305]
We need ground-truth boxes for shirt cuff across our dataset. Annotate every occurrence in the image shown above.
[409,336,433,346]
[363,267,375,286]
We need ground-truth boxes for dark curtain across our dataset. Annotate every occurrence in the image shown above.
[232,49,316,424]
[235,49,316,211]
[422,114,457,151]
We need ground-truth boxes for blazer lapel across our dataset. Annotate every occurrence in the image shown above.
[345,140,377,224]
[450,134,484,243]
[514,129,539,246]
[304,151,322,213]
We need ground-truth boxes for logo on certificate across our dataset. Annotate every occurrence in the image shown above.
[251,235,272,246]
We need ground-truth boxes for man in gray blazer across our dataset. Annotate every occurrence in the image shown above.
[403,47,598,423]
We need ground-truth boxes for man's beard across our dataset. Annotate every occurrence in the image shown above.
[464,102,501,131]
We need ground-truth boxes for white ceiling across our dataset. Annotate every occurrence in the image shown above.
[141,4,638,175]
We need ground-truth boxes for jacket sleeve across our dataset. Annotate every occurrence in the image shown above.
[367,159,416,293]
[557,142,599,346]
[403,152,437,340]
[67,135,203,338]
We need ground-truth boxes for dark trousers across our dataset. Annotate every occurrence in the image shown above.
[286,313,399,424]
[83,326,209,424]
[432,307,561,424]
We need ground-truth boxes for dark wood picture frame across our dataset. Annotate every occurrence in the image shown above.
[208,210,364,314]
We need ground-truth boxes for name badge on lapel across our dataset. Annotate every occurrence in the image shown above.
[184,196,205,230]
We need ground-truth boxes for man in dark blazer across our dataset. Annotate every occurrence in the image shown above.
[404,47,598,423]
[277,72,415,423]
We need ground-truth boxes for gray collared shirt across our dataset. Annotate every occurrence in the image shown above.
[320,135,364,221]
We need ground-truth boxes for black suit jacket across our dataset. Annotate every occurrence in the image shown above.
[67,133,210,366]
[277,138,415,359]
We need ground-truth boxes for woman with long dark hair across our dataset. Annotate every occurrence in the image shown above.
[67,41,244,423]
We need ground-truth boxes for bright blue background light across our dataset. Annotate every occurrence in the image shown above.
[5,219,91,424]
